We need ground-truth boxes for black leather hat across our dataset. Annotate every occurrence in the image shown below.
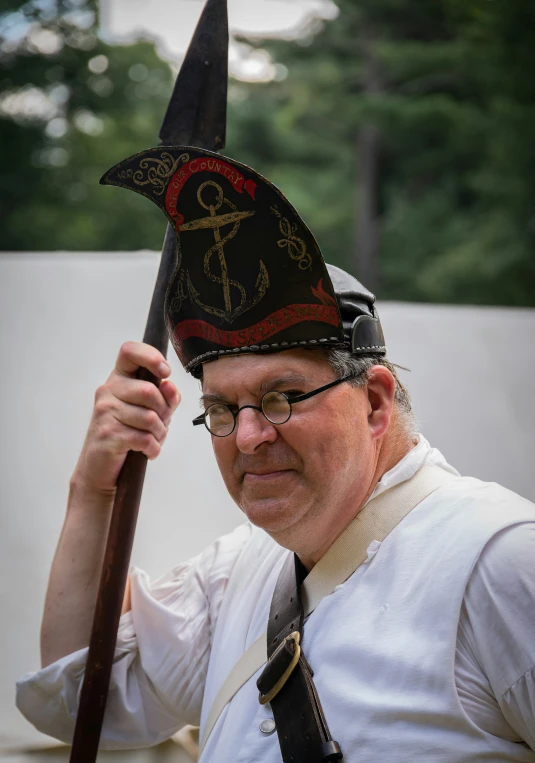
[102,146,386,375]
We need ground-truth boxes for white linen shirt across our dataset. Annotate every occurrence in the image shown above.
[16,437,535,760]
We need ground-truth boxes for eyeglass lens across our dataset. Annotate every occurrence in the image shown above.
[204,404,235,437]
[261,391,292,425]
[204,391,292,437]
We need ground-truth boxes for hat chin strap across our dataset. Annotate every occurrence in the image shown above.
[350,313,387,355]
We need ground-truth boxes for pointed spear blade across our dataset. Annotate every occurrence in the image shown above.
[159,0,228,150]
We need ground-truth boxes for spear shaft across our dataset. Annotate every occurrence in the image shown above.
[68,2,228,759]
[68,229,175,763]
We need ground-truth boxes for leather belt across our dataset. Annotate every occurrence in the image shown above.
[257,553,343,763]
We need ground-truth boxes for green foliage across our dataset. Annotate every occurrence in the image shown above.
[0,0,173,250]
[1,0,534,305]
[225,0,535,305]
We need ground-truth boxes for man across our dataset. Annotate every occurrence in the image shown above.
[17,147,535,761]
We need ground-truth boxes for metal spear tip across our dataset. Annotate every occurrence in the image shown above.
[159,0,229,151]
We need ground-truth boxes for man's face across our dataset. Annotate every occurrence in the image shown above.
[201,349,379,561]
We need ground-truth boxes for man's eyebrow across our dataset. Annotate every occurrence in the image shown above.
[199,373,310,407]
[199,392,230,406]
[257,373,309,395]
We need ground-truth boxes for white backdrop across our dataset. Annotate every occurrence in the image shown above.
[1,251,534,751]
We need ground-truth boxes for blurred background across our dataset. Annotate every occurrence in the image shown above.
[1,0,534,760]
[3,0,535,300]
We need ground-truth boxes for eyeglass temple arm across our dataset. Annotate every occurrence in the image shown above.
[191,374,355,424]
[287,374,354,404]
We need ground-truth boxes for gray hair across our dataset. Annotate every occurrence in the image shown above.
[323,347,418,436]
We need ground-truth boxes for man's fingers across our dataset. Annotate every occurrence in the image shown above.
[160,378,181,412]
[73,343,181,495]
[92,414,163,461]
[112,403,169,444]
[115,341,171,379]
[111,428,162,461]
[99,378,170,423]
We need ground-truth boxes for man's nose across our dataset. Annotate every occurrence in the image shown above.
[234,407,278,453]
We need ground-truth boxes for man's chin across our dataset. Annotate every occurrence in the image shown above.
[239,493,304,534]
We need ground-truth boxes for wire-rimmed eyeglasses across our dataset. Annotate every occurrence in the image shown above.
[192,373,356,437]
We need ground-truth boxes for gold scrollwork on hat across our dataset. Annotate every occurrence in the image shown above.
[271,206,312,271]
[118,152,190,196]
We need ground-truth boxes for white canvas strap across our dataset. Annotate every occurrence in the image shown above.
[200,463,455,753]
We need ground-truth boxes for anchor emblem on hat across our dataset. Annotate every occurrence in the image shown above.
[181,180,270,323]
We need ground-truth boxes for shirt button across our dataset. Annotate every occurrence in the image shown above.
[259,719,276,735]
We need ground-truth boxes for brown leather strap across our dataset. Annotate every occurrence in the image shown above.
[257,555,343,763]
[200,465,455,754]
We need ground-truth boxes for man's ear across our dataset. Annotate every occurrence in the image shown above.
[365,365,396,441]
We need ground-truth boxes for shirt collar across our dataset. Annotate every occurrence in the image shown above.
[366,433,459,505]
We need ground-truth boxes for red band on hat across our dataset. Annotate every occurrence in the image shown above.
[173,303,339,349]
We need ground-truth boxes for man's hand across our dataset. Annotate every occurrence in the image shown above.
[72,341,181,496]
[41,342,181,667]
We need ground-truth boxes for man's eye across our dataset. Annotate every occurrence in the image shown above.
[283,390,303,398]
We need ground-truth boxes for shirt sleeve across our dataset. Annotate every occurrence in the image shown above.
[461,522,535,751]
[16,522,252,750]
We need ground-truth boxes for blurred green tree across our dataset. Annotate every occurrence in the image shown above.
[225,0,535,305]
[0,0,173,250]
[2,0,534,305]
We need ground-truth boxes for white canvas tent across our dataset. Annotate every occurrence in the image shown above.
[1,252,534,759]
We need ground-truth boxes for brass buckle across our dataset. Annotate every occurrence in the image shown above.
[258,631,301,705]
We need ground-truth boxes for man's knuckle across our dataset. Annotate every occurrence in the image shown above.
[138,430,153,447]
[98,422,113,441]
[139,382,155,403]
[93,397,110,418]
[145,410,159,428]
[94,385,108,404]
